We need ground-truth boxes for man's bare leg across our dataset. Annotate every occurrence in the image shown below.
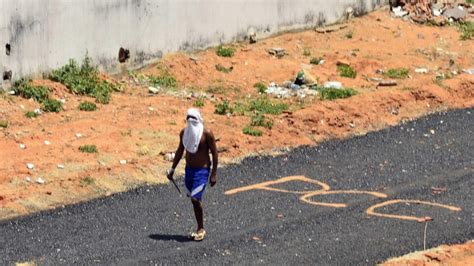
[191,198,204,230]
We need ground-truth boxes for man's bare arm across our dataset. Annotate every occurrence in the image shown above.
[207,129,218,186]
[167,130,184,180]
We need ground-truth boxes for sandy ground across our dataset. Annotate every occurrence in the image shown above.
[0,10,473,223]
[382,241,474,266]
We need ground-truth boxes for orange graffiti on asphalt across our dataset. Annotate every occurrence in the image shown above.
[366,199,461,221]
[224,175,330,195]
[225,176,461,221]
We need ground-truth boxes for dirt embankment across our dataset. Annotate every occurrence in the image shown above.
[382,240,474,266]
[0,10,473,221]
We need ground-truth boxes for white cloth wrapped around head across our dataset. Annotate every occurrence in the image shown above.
[183,108,204,154]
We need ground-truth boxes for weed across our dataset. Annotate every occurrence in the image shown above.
[42,99,63,113]
[384,68,409,79]
[49,56,115,104]
[13,79,50,102]
[242,125,262,136]
[302,47,311,57]
[320,88,357,100]
[79,101,97,111]
[206,85,227,95]
[459,21,474,40]
[138,145,150,156]
[337,65,357,79]
[345,31,353,39]
[247,96,288,115]
[254,82,267,94]
[250,113,273,129]
[310,57,323,65]
[25,111,38,118]
[216,45,235,57]
[80,176,95,187]
[215,64,233,73]
[194,97,205,107]
[215,100,233,115]
[79,145,98,153]
[148,69,177,89]
[0,120,8,128]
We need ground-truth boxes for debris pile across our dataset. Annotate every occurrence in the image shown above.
[391,0,473,24]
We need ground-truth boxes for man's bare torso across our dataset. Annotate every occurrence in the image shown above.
[183,129,211,168]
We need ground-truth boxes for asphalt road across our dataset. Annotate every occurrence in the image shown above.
[1,108,473,265]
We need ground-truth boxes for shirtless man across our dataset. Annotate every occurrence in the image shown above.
[167,108,218,241]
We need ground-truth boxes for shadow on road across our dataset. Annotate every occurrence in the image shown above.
[149,234,193,243]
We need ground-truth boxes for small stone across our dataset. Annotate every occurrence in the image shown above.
[443,7,467,20]
[148,107,154,111]
[119,160,127,165]
[148,86,160,94]
[252,236,261,241]
[377,80,397,87]
[19,144,26,149]
[60,99,66,103]
[44,140,51,145]
[415,68,428,74]
[34,109,42,115]
[336,60,350,66]
[75,133,82,138]
[164,153,175,162]
[26,163,35,170]
[430,129,435,135]
[36,177,45,184]
[57,164,65,169]
[323,81,343,89]
[463,69,474,75]
[8,90,15,95]
[26,177,31,182]
[20,105,25,109]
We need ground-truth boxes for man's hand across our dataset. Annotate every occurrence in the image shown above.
[210,173,217,187]
[166,168,175,180]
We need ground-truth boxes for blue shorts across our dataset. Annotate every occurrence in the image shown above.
[185,167,209,201]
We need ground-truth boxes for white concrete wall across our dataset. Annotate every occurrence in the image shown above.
[0,0,385,85]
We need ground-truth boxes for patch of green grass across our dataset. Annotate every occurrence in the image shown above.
[320,88,357,100]
[0,120,8,128]
[12,79,50,102]
[243,125,262,136]
[42,99,63,113]
[193,97,205,107]
[78,101,97,111]
[345,31,353,39]
[310,57,323,65]
[215,64,233,73]
[79,145,98,153]
[25,111,38,118]
[49,56,116,104]
[80,176,95,187]
[216,45,235,57]
[384,68,409,79]
[148,69,177,89]
[302,47,311,57]
[337,65,357,79]
[459,21,474,40]
[250,113,273,129]
[254,82,267,94]
[214,100,233,115]
[247,96,288,115]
